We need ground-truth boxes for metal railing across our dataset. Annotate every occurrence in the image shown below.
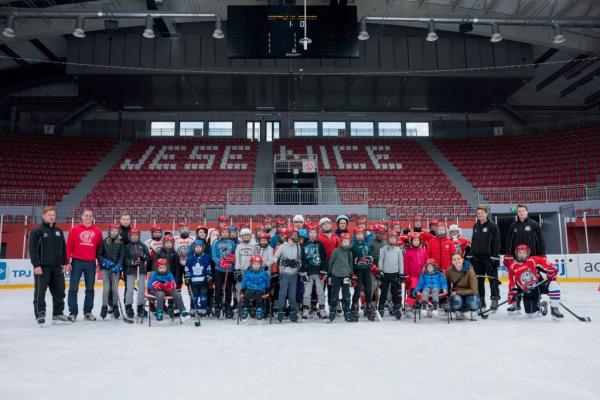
[0,119,122,139]
[0,189,46,207]
[476,184,600,204]
[227,188,367,205]
[51,206,226,224]
[273,154,319,173]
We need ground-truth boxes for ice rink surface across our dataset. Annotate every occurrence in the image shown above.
[1,283,599,400]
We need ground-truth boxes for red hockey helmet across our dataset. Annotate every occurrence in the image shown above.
[429,219,439,227]
[390,220,401,227]
[276,218,287,226]
[155,258,169,268]
[307,223,319,232]
[110,223,120,230]
[178,222,189,228]
[339,232,352,241]
[130,228,140,235]
[254,224,264,232]
[218,215,228,223]
[263,217,273,224]
[353,227,365,235]
[516,244,530,253]
[357,217,367,225]
[387,230,399,238]
[250,255,263,264]
[279,228,290,239]
[151,225,162,232]
[163,234,174,243]
[258,232,271,240]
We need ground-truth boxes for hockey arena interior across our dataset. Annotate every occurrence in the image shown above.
[0,1,599,399]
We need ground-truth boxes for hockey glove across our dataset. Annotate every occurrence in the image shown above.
[319,270,328,281]
[370,264,379,277]
[545,264,558,281]
[343,277,351,286]
[507,289,519,304]
[299,272,309,283]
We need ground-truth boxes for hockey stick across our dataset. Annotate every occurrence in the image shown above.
[374,277,383,322]
[111,272,134,324]
[186,282,201,327]
[479,280,546,319]
[559,302,591,322]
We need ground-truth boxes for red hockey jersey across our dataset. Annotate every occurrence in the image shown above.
[508,256,557,292]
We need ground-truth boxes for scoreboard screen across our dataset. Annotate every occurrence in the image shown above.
[227,6,358,59]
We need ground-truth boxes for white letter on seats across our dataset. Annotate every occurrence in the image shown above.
[121,146,155,170]
[220,145,250,170]
[185,145,217,170]
[149,145,186,170]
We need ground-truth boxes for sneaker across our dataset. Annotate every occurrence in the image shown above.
[455,312,465,321]
[52,314,70,323]
[83,313,96,321]
[68,314,77,322]
[551,307,564,319]
[100,306,108,320]
[36,311,46,324]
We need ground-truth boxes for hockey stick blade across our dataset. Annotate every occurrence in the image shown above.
[559,302,591,322]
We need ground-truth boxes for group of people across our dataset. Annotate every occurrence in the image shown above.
[29,202,563,325]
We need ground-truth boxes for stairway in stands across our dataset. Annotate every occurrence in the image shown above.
[252,141,274,203]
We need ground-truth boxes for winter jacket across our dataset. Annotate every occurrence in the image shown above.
[302,240,327,275]
[123,241,150,275]
[98,237,125,267]
[328,247,353,278]
[471,219,501,259]
[369,238,387,265]
[404,246,428,281]
[118,225,131,246]
[185,252,212,285]
[445,261,478,296]
[415,268,448,292]
[426,237,453,270]
[66,223,103,263]
[235,241,257,272]
[240,268,271,292]
[256,245,275,274]
[317,232,340,260]
[147,270,175,292]
[506,217,545,257]
[29,222,67,267]
[211,238,237,273]
[378,245,404,274]
[274,242,302,276]
[351,240,372,270]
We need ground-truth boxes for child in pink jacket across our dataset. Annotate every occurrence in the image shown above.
[403,232,428,312]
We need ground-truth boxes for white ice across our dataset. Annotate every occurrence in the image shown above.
[0,283,599,400]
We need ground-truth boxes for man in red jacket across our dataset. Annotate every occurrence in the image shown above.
[426,223,453,271]
[66,209,103,321]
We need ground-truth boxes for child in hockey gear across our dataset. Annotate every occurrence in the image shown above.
[335,215,349,236]
[235,228,257,300]
[274,229,302,322]
[229,225,239,243]
[355,217,373,244]
[240,255,271,321]
[413,259,448,318]
[403,233,427,314]
[301,224,328,319]
[154,235,182,314]
[99,224,125,320]
[208,216,228,245]
[263,217,275,236]
[175,222,194,280]
[211,227,236,318]
[410,215,434,244]
[269,219,287,248]
[446,253,480,320]
[147,258,188,321]
[369,225,387,267]
[507,245,563,319]
[185,241,212,317]
[448,225,471,257]
[426,223,453,270]
[145,226,164,271]
[377,231,404,319]
[351,228,375,321]
[328,233,355,322]
[123,229,150,319]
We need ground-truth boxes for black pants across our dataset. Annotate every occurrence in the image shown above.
[243,289,265,309]
[214,270,234,309]
[472,255,499,301]
[522,280,551,314]
[329,276,351,311]
[378,273,399,309]
[352,268,373,304]
[33,265,65,317]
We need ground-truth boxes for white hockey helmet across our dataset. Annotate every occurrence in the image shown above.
[319,217,332,226]
[293,214,305,223]
[448,224,461,238]
[240,228,252,236]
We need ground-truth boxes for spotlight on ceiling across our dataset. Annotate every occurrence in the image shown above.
[212,18,224,39]
[73,16,86,38]
[358,18,369,41]
[2,14,16,38]
[426,20,438,42]
[553,24,566,44]
[142,15,155,39]
[490,22,502,43]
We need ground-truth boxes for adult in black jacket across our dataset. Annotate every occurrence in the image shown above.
[29,206,69,323]
[469,205,501,310]
[110,212,132,310]
[123,228,150,318]
[506,204,545,257]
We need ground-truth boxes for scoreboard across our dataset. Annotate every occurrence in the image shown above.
[227,6,358,59]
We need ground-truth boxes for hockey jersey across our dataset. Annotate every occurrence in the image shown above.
[211,238,237,273]
[450,237,471,257]
[508,256,557,293]
[175,236,194,268]
[185,253,212,285]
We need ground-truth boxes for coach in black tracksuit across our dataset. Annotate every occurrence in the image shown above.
[469,206,501,309]
[506,205,545,257]
[29,207,67,320]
